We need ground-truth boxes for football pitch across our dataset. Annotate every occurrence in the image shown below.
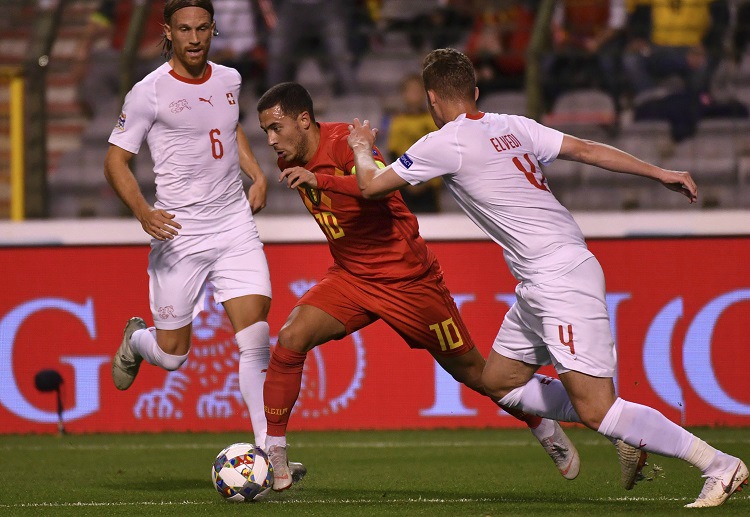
[1,427,748,516]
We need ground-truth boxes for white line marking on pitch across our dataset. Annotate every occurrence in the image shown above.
[0,495,689,509]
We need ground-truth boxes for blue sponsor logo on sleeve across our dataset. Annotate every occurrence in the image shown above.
[399,153,413,169]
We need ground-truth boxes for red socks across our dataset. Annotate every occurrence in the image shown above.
[263,346,307,437]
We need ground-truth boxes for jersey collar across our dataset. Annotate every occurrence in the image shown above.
[169,63,213,84]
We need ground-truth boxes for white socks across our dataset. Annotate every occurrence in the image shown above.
[130,327,188,371]
[235,321,271,448]
[266,435,287,450]
[528,417,556,440]
[597,397,732,475]
[498,374,581,423]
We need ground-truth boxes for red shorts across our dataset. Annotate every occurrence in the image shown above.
[297,261,475,357]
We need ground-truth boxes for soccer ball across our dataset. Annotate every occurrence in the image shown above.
[211,443,274,502]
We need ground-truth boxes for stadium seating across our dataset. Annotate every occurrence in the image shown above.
[6,0,749,217]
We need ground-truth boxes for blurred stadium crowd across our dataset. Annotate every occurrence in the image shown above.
[2,0,750,217]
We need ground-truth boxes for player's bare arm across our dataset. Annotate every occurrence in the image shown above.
[347,118,407,198]
[237,125,267,213]
[558,134,698,203]
[279,166,317,190]
[104,144,181,240]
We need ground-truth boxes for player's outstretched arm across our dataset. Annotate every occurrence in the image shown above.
[347,119,407,198]
[104,144,181,240]
[237,125,268,214]
[558,134,698,203]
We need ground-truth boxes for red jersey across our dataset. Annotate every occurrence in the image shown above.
[278,122,436,281]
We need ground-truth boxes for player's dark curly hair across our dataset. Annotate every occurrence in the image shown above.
[422,48,476,102]
[256,82,317,124]
[161,0,215,57]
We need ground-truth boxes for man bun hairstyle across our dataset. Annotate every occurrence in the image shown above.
[422,48,476,102]
[257,82,316,124]
[161,0,215,57]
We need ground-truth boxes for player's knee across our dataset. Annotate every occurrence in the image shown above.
[277,325,314,353]
[456,368,484,394]
[444,368,483,395]
[157,349,189,371]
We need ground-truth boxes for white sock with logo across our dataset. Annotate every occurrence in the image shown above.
[130,327,188,371]
[236,321,271,448]
[498,374,580,423]
[597,397,705,464]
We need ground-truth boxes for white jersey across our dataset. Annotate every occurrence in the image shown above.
[109,62,252,235]
[391,112,593,284]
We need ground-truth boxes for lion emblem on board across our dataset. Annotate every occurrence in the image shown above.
[132,281,366,422]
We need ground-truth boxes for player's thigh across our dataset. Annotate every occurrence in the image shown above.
[148,235,213,331]
[376,265,474,357]
[492,300,552,368]
[222,294,271,333]
[208,226,272,304]
[526,258,617,378]
[558,370,617,429]
[292,269,377,338]
[278,304,348,353]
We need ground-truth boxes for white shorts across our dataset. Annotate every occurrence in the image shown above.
[492,257,616,378]
[147,222,271,330]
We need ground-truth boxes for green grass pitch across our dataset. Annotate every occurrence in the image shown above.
[1,427,748,516]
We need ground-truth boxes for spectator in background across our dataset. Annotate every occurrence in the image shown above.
[541,0,627,113]
[698,0,750,122]
[386,73,441,212]
[75,0,165,118]
[465,0,535,93]
[376,0,473,52]
[211,0,266,98]
[264,0,357,96]
[623,0,731,141]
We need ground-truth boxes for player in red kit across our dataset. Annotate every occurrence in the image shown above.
[254,82,598,491]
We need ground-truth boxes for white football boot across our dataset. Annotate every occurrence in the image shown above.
[616,439,648,490]
[536,421,580,480]
[111,317,146,390]
[268,445,294,491]
[685,459,748,508]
